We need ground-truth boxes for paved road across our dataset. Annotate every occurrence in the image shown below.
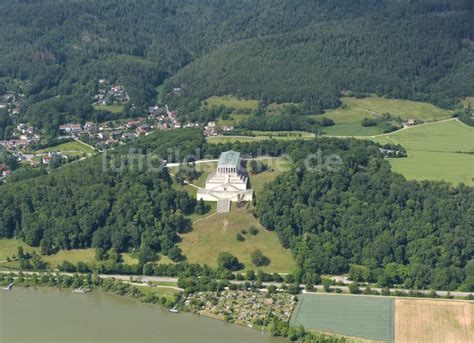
[3,271,471,298]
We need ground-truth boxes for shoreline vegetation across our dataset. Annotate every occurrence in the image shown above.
[2,270,472,342]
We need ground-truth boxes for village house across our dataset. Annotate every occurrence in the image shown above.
[97,132,108,140]
[84,122,97,132]
[121,132,136,141]
[404,118,416,126]
[126,119,142,129]
[59,123,83,135]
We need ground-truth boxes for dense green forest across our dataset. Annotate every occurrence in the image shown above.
[0,130,206,261]
[1,127,472,290]
[0,0,472,135]
[257,159,473,291]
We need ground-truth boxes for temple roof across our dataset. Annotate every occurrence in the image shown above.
[218,150,240,168]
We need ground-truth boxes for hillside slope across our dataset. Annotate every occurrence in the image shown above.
[167,6,474,110]
[0,0,472,134]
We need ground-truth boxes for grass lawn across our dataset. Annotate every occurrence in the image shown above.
[203,95,258,110]
[42,248,139,267]
[252,131,315,140]
[35,140,95,155]
[93,104,124,113]
[337,95,450,121]
[291,293,394,342]
[42,248,97,267]
[248,157,291,197]
[179,207,296,273]
[0,239,39,260]
[319,107,378,124]
[321,123,383,136]
[206,136,260,144]
[0,239,141,268]
[155,84,165,104]
[134,285,180,300]
[374,119,473,185]
[317,95,451,137]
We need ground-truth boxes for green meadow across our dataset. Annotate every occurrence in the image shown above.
[93,104,124,113]
[331,95,451,121]
[35,140,95,155]
[178,207,296,273]
[374,119,473,185]
[203,95,258,110]
[318,95,451,136]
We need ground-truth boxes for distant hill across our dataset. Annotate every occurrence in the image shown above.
[0,0,472,133]
[166,2,474,111]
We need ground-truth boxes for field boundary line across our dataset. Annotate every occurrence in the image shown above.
[454,118,473,129]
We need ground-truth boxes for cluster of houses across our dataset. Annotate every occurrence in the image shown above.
[0,164,12,180]
[0,92,23,117]
[203,121,234,137]
[56,104,199,149]
[0,123,41,150]
[93,80,130,106]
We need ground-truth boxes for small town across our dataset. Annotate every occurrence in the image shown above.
[0,79,234,183]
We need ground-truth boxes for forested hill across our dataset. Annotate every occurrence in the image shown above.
[257,161,473,291]
[0,0,473,130]
[166,2,474,111]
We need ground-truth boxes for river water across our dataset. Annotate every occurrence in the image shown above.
[0,287,284,343]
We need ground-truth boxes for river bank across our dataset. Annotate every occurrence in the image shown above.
[0,272,342,343]
[1,286,285,343]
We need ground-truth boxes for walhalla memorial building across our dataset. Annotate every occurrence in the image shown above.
[197,150,253,212]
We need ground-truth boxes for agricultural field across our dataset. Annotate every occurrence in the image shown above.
[331,95,450,121]
[394,299,473,343]
[374,119,473,185]
[317,95,451,136]
[178,206,296,273]
[93,104,124,113]
[291,293,394,342]
[35,140,95,155]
